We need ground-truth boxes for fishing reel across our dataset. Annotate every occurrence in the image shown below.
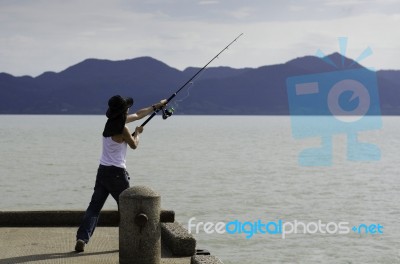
[162,107,175,120]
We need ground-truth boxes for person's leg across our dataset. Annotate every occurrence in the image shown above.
[76,173,109,244]
[107,169,130,206]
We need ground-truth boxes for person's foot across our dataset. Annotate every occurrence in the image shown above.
[75,239,85,252]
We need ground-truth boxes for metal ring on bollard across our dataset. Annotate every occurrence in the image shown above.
[135,213,148,227]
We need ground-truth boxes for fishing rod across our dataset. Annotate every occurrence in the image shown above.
[140,33,244,127]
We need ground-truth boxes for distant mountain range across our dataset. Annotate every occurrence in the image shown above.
[0,53,399,115]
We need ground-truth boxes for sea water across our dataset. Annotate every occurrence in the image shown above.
[0,115,399,263]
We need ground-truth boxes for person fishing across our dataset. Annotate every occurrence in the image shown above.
[75,95,166,252]
[74,33,242,253]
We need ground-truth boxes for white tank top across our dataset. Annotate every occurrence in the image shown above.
[99,137,128,169]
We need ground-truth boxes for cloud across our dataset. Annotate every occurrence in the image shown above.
[198,0,219,5]
[224,7,256,20]
[0,0,399,76]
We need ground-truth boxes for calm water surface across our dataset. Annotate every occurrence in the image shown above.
[0,115,399,263]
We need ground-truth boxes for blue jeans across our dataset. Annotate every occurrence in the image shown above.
[76,165,130,243]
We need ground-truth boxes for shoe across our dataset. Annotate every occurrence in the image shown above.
[75,239,85,252]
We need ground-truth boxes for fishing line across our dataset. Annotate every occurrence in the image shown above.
[171,67,209,110]
[170,81,193,110]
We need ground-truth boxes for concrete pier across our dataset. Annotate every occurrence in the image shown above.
[0,227,190,264]
[0,185,224,264]
[0,210,223,264]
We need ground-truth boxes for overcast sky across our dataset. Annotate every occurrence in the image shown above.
[1,0,399,76]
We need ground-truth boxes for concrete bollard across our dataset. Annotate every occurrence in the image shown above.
[119,186,161,264]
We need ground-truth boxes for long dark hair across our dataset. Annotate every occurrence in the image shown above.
[102,113,127,137]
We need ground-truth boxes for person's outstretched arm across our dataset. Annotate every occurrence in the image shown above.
[126,99,167,123]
